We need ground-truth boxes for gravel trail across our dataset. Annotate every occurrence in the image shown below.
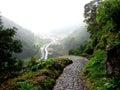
[53,56,88,90]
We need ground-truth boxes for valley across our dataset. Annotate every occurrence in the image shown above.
[1,0,120,90]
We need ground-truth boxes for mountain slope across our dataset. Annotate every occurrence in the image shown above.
[1,16,40,59]
[62,25,90,50]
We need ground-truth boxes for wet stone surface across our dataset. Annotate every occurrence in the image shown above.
[53,56,88,90]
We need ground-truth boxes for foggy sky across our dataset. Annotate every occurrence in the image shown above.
[0,0,92,34]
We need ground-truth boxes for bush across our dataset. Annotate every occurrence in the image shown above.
[38,77,54,90]
[69,49,81,55]
[29,57,37,66]
[84,49,106,78]
[1,58,72,90]
[83,50,107,90]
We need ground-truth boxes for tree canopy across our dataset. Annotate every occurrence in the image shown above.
[82,0,120,89]
[0,16,23,81]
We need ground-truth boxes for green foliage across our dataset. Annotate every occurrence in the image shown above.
[83,41,94,55]
[97,0,120,31]
[38,77,54,90]
[0,17,23,82]
[82,0,120,89]
[96,0,120,46]
[84,0,100,37]
[69,49,81,55]
[29,56,37,66]
[30,64,39,71]
[69,40,94,56]
[105,77,120,90]
[17,82,38,90]
[11,59,23,73]
[39,59,54,69]
[30,59,54,71]
[83,50,106,78]
[0,58,72,90]
[83,50,108,90]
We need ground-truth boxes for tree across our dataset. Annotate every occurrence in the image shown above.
[84,0,101,37]
[0,15,22,80]
[97,0,120,33]
[29,56,37,66]
[82,0,102,54]
[96,0,120,77]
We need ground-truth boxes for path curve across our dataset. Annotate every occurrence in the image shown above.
[53,56,88,90]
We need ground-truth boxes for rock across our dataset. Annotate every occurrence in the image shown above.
[106,45,120,77]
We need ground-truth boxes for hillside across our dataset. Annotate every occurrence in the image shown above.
[62,25,90,50]
[69,0,120,90]
[1,16,42,59]
[0,58,72,90]
[48,25,90,58]
[1,0,120,90]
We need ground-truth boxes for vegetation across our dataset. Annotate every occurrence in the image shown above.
[0,17,23,84]
[1,16,45,59]
[83,50,108,90]
[0,58,72,90]
[49,26,90,58]
[63,26,90,50]
[1,0,120,89]
[0,15,73,90]
[69,0,120,89]
[48,44,68,58]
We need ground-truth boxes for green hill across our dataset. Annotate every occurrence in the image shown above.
[1,16,42,59]
[69,0,120,90]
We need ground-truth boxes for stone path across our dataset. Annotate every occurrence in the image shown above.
[53,56,88,90]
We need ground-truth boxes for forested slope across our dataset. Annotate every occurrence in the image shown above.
[1,16,41,59]
[70,0,120,89]
[48,25,90,58]
[63,25,90,50]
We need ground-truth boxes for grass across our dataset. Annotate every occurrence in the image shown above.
[82,49,108,90]
[0,58,72,90]
[17,82,38,90]
[82,49,120,90]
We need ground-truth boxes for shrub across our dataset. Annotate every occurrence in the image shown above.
[29,57,37,66]
[69,49,81,55]
[1,58,72,90]
[84,49,106,78]
[83,49,107,90]
[38,77,54,90]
